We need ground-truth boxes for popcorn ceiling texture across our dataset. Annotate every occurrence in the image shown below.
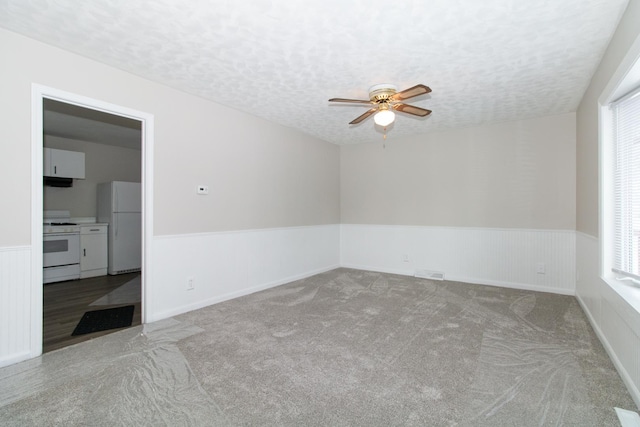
[0,0,628,144]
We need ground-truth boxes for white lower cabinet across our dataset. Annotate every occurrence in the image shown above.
[80,224,108,278]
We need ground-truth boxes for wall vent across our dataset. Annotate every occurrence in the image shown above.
[415,269,445,280]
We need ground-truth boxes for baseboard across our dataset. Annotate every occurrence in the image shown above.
[445,274,576,296]
[341,263,576,296]
[153,264,340,320]
[340,263,414,277]
[576,293,640,409]
[0,351,32,369]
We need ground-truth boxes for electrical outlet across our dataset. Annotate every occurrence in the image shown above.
[536,263,546,274]
[402,254,410,262]
[187,277,195,290]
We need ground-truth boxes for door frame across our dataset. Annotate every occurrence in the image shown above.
[30,84,154,358]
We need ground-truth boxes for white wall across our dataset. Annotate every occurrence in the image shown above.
[575,0,640,407]
[0,247,31,365]
[340,113,577,294]
[43,136,142,217]
[576,233,640,406]
[342,225,575,295]
[152,102,340,235]
[577,0,639,237]
[0,28,341,242]
[151,225,340,321]
[341,113,576,230]
[0,29,340,367]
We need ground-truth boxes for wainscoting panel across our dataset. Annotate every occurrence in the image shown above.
[575,233,602,326]
[340,224,576,295]
[576,232,640,407]
[150,224,340,321]
[0,246,32,367]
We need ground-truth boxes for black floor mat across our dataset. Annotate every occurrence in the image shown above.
[71,305,135,336]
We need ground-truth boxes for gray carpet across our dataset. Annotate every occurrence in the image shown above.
[0,268,636,426]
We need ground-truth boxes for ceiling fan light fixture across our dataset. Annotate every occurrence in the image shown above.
[329,83,431,129]
[374,109,395,127]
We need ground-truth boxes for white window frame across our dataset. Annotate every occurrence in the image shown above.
[599,34,640,312]
[610,87,640,283]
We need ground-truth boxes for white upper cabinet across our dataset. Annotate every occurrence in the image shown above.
[43,148,85,179]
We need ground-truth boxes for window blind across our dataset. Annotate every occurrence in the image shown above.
[612,87,640,282]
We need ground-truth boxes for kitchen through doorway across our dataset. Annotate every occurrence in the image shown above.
[41,97,145,352]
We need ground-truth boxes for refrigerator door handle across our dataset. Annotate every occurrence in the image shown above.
[114,185,119,213]
[114,215,118,237]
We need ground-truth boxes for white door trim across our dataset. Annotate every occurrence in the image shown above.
[31,84,154,358]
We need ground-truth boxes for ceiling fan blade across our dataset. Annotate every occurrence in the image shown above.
[392,103,432,117]
[390,84,432,101]
[328,98,374,105]
[349,108,378,124]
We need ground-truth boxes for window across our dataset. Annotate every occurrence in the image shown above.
[611,87,640,282]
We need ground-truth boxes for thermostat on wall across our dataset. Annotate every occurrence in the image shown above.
[196,185,209,195]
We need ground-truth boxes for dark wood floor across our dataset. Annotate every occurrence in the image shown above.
[43,272,141,353]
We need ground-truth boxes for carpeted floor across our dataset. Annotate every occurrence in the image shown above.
[0,268,636,425]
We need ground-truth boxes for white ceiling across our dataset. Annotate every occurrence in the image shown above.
[0,0,629,145]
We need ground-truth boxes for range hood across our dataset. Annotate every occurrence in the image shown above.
[43,176,73,187]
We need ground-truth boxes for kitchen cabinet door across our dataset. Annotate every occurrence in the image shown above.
[80,225,108,278]
[44,148,85,179]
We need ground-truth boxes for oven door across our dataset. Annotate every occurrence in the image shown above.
[43,233,80,267]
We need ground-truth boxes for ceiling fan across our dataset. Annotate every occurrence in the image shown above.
[329,83,432,127]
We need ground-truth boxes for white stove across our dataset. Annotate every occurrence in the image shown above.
[43,210,81,283]
[43,210,81,234]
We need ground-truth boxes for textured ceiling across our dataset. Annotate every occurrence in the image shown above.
[0,0,629,145]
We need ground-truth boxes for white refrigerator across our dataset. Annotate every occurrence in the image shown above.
[97,181,141,275]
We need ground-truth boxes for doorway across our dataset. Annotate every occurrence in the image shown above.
[42,99,143,351]
[31,85,154,358]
